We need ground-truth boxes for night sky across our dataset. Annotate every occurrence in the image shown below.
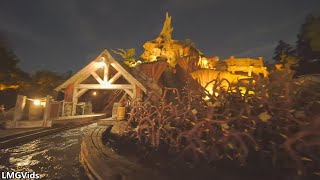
[1,0,319,73]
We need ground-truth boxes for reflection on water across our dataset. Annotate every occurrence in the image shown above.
[0,124,97,179]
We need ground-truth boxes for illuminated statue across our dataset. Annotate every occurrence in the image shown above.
[140,12,200,67]
[158,12,173,44]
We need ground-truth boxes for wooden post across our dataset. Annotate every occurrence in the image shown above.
[133,86,137,99]
[43,95,51,127]
[134,85,142,100]
[13,95,26,128]
[82,103,85,115]
[61,100,65,117]
[104,62,109,82]
[72,88,78,116]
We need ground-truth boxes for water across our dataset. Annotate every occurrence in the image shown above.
[0,124,97,179]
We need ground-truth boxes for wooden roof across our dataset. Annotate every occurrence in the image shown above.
[55,49,147,92]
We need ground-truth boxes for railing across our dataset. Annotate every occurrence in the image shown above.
[103,90,123,113]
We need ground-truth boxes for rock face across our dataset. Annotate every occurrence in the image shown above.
[140,12,200,68]
[138,13,270,97]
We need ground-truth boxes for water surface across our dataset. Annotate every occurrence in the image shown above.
[0,124,96,179]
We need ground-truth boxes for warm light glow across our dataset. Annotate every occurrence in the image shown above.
[198,57,210,69]
[102,82,111,88]
[204,87,219,98]
[93,91,97,96]
[33,99,41,106]
[235,87,255,96]
[97,61,106,68]
[0,84,19,90]
[133,60,142,67]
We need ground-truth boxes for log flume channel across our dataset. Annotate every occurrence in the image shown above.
[0,124,97,179]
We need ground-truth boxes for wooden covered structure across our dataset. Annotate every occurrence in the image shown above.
[224,56,268,77]
[55,49,147,115]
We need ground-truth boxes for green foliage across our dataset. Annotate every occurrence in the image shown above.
[112,48,138,67]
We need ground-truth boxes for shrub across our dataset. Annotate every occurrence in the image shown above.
[121,70,320,177]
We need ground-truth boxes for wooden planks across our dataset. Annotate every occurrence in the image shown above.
[80,125,166,180]
[4,120,52,128]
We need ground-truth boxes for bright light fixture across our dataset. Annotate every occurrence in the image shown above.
[34,99,41,106]
[102,82,111,88]
[97,61,106,68]
[93,91,97,96]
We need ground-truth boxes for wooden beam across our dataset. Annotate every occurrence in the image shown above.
[55,60,99,91]
[103,50,147,92]
[72,86,78,116]
[61,100,65,117]
[104,62,109,82]
[13,95,26,126]
[133,86,137,99]
[91,71,104,84]
[76,88,88,98]
[76,84,133,89]
[135,85,142,100]
[107,71,122,84]
[124,89,133,98]
[43,95,51,127]
[109,63,136,85]
[119,92,127,102]
[74,64,99,85]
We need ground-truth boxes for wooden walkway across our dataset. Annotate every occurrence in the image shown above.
[52,113,105,126]
[80,124,166,180]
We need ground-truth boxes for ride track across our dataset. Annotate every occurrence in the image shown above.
[0,123,96,179]
[0,122,94,148]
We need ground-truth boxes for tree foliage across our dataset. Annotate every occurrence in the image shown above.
[28,70,64,97]
[295,15,320,75]
[278,52,300,71]
[0,32,30,88]
[273,40,295,63]
[273,15,320,75]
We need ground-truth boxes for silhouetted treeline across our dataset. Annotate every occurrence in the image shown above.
[273,14,320,75]
[0,32,71,108]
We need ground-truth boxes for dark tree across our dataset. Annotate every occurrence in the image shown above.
[29,70,64,97]
[295,15,320,75]
[0,32,30,88]
[273,40,295,63]
[0,32,31,108]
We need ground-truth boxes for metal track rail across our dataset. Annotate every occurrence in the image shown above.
[0,122,93,148]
